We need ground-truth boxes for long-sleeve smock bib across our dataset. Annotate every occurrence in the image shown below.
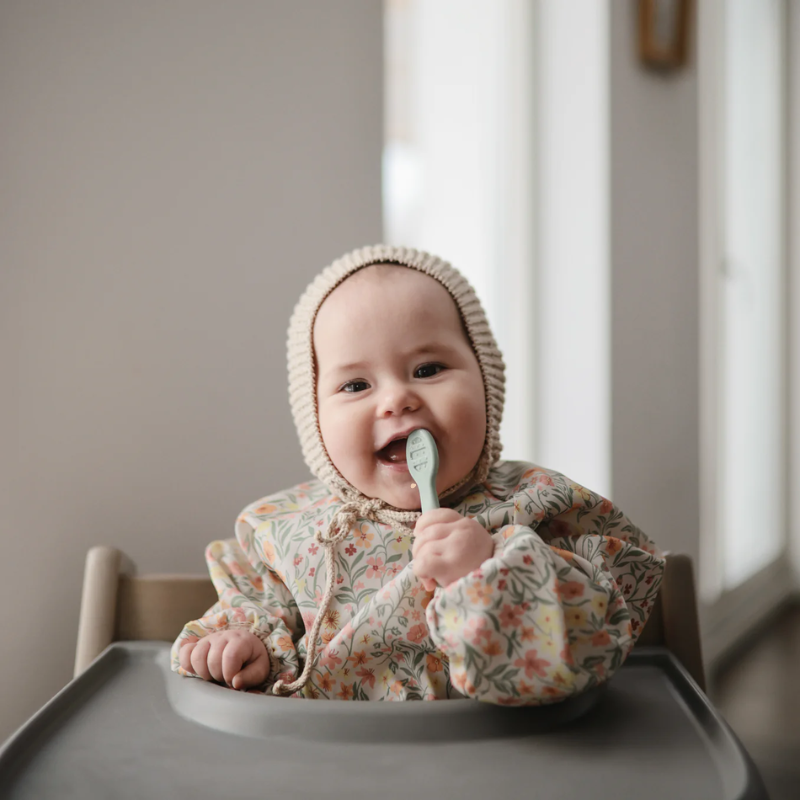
[171,461,664,703]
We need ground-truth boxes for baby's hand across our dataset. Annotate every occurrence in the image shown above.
[412,508,494,591]
[179,629,270,690]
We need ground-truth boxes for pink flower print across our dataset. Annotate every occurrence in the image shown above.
[302,611,317,629]
[308,543,319,555]
[536,474,555,487]
[408,623,427,643]
[293,556,303,567]
[599,497,613,515]
[308,567,316,577]
[556,581,585,600]
[385,563,402,578]
[336,574,344,584]
[498,579,507,591]
[522,554,533,565]
[228,560,245,577]
[426,653,445,673]
[320,649,342,670]
[348,651,368,667]
[465,617,493,646]
[498,604,524,628]
[354,581,365,591]
[521,626,536,643]
[345,543,357,557]
[353,524,374,548]
[411,610,422,622]
[514,649,550,679]
[366,556,385,579]
[337,683,354,700]
[355,667,376,689]
[518,679,535,695]
[465,583,493,607]
[482,638,503,657]
[605,536,623,556]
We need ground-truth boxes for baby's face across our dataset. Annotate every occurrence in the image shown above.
[314,265,487,510]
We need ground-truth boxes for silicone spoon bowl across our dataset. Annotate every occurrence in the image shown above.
[406,429,440,513]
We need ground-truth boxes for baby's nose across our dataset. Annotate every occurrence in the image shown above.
[377,383,420,416]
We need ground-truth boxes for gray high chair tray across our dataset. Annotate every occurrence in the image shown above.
[0,642,767,800]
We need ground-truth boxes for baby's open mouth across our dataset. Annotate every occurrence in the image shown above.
[376,438,408,464]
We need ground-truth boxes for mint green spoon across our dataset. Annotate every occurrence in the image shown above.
[406,429,440,513]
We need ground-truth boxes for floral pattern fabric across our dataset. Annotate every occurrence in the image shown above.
[171,461,664,703]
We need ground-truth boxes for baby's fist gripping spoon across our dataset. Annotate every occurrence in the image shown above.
[406,429,440,513]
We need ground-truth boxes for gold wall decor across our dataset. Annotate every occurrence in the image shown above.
[638,0,692,71]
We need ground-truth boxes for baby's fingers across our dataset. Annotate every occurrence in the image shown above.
[413,546,445,588]
[412,525,450,559]
[179,640,198,674]
[189,637,213,681]
[232,645,270,690]
[221,640,248,687]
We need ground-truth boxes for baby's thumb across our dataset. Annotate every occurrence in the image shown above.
[232,656,269,690]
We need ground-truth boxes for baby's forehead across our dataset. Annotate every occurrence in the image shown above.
[322,262,456,310]
[339,262,431,290]
[313,263,470,356]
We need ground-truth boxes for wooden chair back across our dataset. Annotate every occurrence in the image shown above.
[74,547,705,691]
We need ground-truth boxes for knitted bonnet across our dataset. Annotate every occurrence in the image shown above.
[273,244,505,696]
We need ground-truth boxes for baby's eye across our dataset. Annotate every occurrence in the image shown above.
[414,363,444,379]
[341,380,370,393]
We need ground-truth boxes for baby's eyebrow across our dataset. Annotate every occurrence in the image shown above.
[323,360,369,377]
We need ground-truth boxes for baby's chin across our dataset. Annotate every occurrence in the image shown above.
[372,483,423,512]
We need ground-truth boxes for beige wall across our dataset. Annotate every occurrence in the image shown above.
[0,1,382,741]
[609,4,701,567]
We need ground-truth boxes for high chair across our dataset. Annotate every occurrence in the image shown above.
[74,545,706,691]
[5,547,767,799]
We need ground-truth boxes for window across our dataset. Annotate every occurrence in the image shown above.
[701,0,787,595]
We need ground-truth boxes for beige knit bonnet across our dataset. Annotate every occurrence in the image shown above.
[273,244,506,696]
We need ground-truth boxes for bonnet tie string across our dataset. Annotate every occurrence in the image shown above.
[272,499,416,697]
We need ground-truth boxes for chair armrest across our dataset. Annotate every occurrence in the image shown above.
[74,546,122,677]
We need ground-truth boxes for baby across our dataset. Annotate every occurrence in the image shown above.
[172,245,664,702]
